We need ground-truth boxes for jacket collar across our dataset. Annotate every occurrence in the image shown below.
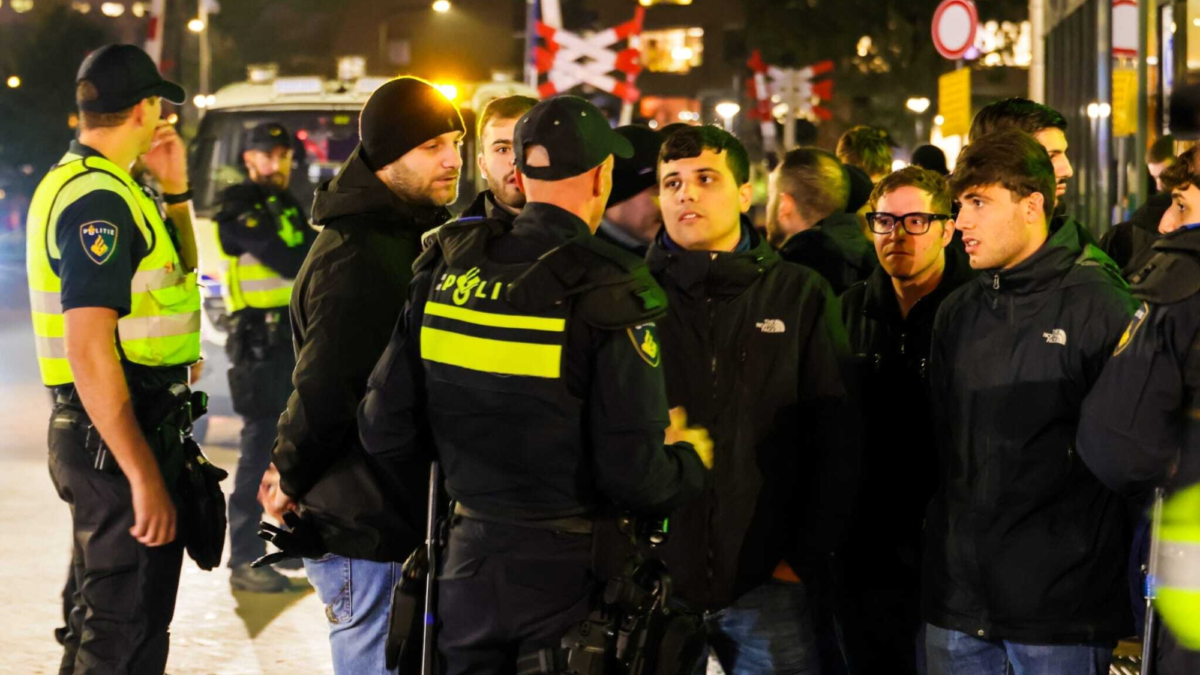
[510,202,591,245]
[863,243,972,322]
[647,216,778,298]
[976,217,1094,295]
[311,144,450,233]
[463,189,518,224]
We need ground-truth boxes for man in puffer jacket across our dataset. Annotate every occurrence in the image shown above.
[923,130,1138,674]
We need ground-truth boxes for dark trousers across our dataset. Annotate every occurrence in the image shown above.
[225,308,294,567]
[48,403,184,675]
[437,517,595,675]
[227,415,277,566]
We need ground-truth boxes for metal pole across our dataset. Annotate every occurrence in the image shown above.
[1142,488,1165,675]
[1097,0,1113,232]
[421,461,442,675]
[145,0,167,67]
[1136,0,1151,208]
[783,70,797,150]
[1029,0,1046,102]
[525,0,538,91]
[198,0,211,97]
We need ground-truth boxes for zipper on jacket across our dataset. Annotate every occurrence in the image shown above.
[992,274,1000,290]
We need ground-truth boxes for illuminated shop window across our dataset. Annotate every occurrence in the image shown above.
[641,27,704,74]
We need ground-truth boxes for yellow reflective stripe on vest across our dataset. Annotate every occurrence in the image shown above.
[424,301,566,332]
[421,327,563,378]
[221,250,292,312]
[119,311,202,340]
[30,290,62,314]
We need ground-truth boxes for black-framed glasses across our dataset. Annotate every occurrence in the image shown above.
[865,211,952,235]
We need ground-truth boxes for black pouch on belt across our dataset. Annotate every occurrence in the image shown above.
[386,544,429,672]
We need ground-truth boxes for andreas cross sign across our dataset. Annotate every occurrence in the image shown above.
[535,7,645,103]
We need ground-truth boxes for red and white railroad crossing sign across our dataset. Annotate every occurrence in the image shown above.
[747,50,835,151]
[535,8,645,103]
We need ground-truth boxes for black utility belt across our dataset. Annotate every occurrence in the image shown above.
[453,503,593,535]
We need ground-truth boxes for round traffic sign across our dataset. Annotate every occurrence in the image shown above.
[932,0,979,60]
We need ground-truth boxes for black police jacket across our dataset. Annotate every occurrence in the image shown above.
[924,218,1139,643]
[359,203,707,522]
[839,245,973,576]
[1078,226,1200,494]
[1099,192,1169,279]
[600,225,860,611]
[214,179,313,281]
[778,212,879,295]
[273,144,451,562]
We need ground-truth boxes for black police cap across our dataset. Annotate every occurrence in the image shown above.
[245,122,293,152]
[515,96,633,180]
[76,44,185,113]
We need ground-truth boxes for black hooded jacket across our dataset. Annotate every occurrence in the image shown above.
[923,219,1138,642]
[599,225,861,611]
[459,189,518,226]
[779,212,879,295]
[839,244,974,575]
[272,145,450,561]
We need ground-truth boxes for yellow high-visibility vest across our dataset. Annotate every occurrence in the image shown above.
[26,149,201,386]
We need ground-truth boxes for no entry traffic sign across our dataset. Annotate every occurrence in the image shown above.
[932,0,978,60]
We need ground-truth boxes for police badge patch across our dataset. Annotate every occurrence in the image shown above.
[627,323,661,368]
[80,221,118,265]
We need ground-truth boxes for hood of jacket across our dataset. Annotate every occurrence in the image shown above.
[979,217,1122,296]
[311,144,450,232]
[646,217,778,299]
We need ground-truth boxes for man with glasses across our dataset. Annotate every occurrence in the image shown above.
[839,167,973,675]
[767,147,878,294]
[924,130,1136,675]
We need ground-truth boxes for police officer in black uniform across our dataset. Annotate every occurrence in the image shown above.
[214,122,313,592]
[359,96,712,674]
[1078,154,1200,675]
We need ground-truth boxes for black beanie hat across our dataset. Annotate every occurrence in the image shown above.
[844,164,874,213]
[607,125,663,208]
[358,77,465,171]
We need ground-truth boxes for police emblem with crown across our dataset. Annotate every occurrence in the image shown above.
[627,323,661,367]
[80,221,118,265]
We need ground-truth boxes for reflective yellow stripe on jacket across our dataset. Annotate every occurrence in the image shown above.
[25,151,201,386]
[420,298,567,379]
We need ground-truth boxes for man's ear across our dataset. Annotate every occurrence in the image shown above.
[514,169,526,194]
[738,182,753,213]
[777,191,796,223]
[476,152,488,179]
[941,219,956,248]
[1026,192,1046,224]
[131,99,148,128]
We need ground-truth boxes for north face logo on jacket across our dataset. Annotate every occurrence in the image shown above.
[1043,329,1067,346]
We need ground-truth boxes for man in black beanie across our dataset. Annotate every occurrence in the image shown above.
[261,76,464,675]
[595,124,664,257]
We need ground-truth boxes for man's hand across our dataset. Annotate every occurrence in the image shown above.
[141,121,188,194]
[666,406,713,469]
[258,463,297,521]
[129,474,177,546]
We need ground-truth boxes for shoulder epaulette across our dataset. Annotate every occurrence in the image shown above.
[1129,231,1200,305]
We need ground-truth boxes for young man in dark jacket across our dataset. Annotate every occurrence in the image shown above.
[924,130,1138,674]
[767,147,878,294]
[260,77,465,675]
[839,167,972,675]
[460,94,536,224]
[643,126,860,674]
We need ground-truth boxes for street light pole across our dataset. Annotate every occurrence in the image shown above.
[198,1,210,98]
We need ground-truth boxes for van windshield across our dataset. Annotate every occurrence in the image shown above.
[189,109,361,216]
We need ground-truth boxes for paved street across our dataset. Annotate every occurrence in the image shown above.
[0,265,334,675]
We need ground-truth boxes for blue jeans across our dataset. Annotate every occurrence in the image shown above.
[699,579,821,675]
[304,554,402,675]
[924,624,1113,675]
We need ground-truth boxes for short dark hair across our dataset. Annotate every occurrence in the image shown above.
[776,147,849,221]
[76,80,139,130]
[836,126,893,177]
[1159,146,1200,192]
[950,130,1056,218]
[969,98,1067,141]
[659,125,750,185]
[870,166,953,215]
[1147,134,1177,165]
[476,95,538,139]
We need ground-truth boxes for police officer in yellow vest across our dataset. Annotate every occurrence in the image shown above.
[26,44,200,675]
[359,96,713,674]
[214,121,312,593]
